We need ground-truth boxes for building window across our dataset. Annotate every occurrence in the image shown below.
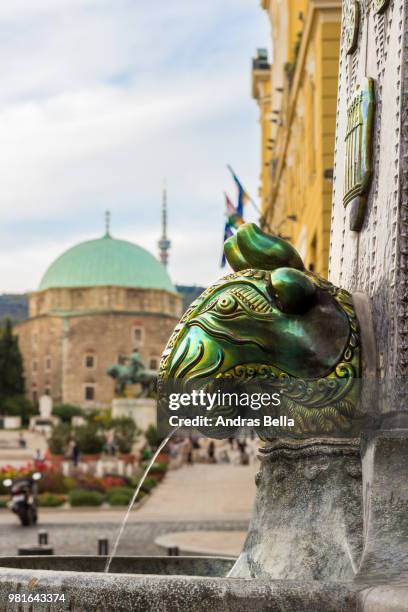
[149,357,159,370]
[84,385,95,401]
[32,386,38,405]
[45,356,51,371]
[44,387,50,396]
[132,326,144,347]
[84,354,96,369]
[32,359,38,374]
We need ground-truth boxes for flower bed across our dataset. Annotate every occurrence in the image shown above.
[0,460,167,508]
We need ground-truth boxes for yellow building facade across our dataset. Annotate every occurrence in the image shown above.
[252,0,341,276]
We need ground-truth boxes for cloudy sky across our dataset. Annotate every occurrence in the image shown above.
[0,0,270,293]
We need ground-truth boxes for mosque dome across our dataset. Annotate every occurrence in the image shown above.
[38,233,175,293]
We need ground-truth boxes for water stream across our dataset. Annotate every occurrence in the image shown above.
[104,428,178,573]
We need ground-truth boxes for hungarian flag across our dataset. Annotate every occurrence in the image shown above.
[228,165,249,217]
[225,193,244,228]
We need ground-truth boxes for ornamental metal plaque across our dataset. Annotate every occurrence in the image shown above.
[374,0,390,14]
[343,77,375,231]
[345,0,360,55]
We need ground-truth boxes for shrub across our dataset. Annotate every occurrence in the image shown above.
[52,404,83,423]
[0,395,37,426]
[145,425,161,450]
[107,486,134,505]
[74,423,105,454]
[150,463,168,474]
[48,423,72,455]
[62,477,77,492]
[108,492,131,506]
[69,490,104,507]
[91,409,113,430]
[111,417,139,453]
[38,493,66,507]
[140,478,157,494]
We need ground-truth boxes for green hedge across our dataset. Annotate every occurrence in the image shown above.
[107,486,146,506]
[69,490,104,507]
[38,493,66,507]
[141,478,157,493]
[108,491,133,506]
[53,404,83,423]
[150,463,168,474]
[106,487,132,502]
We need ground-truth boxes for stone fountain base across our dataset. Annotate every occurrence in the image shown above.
[0,556,358,611]
[0,556,406,611]
[0,432,407,610]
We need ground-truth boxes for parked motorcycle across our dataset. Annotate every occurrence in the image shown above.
[3,472,42,526]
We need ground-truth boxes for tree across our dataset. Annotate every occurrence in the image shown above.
[111,417,139,453]
[145,424,162,450]
[47,423,72,455]
[1,396,36,426]
[0,319,24,399]
[53,404,83,423]
[74,423,105,454]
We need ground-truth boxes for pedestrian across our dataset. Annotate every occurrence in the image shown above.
[207,440,216,464]
[186,437,194,466]
[18,432,26,449]
[71,440,80,467]
[33,448,44,470]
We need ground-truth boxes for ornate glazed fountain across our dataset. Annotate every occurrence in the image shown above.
[0,224,373,611]
[159,222,365,583]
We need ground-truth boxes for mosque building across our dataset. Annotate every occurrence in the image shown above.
[15,211,182,409]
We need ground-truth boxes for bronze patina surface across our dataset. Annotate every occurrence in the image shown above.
[159,224,361,438]
[107,351,156,397]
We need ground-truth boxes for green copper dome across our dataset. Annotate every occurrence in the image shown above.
[39,234,175,292]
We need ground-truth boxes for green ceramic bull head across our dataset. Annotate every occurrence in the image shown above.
[158,224,360,439]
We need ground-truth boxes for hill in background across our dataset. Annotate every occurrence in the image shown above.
[0,285,205,327]
[0,294,28,325]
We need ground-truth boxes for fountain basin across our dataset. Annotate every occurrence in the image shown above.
[0,555,234,576]
[0,556,358,611]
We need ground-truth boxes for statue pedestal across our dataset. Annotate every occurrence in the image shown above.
[111,398,157,432]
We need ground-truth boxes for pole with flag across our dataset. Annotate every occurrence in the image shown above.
[220,192,245,268]
[227,164,261,216]
[225,192,244,228]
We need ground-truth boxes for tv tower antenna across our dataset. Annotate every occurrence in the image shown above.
[158,180,171,266]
